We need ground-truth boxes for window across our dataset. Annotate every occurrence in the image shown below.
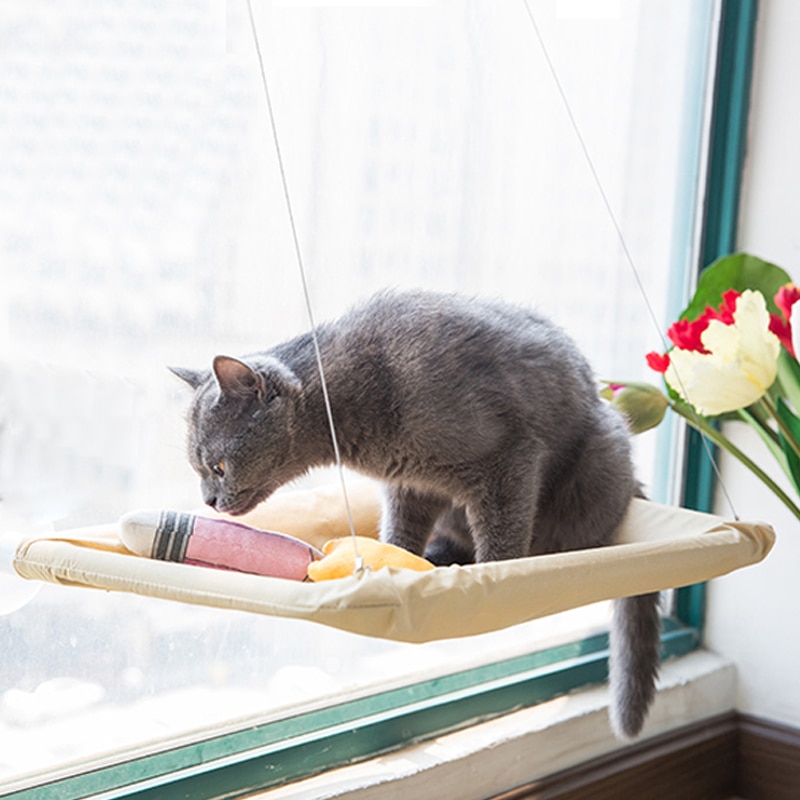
[0,1,727,796]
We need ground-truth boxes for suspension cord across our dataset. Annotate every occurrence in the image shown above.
[521,0,738,519]
[245,0,364,569]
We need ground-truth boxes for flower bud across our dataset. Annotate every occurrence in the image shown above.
[603,382,669,434]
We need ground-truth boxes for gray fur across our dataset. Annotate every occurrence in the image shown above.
[171,290,660,738]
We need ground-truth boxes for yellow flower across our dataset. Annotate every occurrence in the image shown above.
[665,289,780,415]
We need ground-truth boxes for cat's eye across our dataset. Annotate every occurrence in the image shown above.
[210,461,226,478]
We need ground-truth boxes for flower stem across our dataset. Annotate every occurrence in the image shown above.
[760,393,800,461]
[740,405,780,447]
[670,400,800,522]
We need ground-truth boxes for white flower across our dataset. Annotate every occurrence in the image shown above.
[665,290,780,415]
[792,298,800,362]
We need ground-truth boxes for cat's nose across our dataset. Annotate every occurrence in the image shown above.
[201,478,219,509]
[203,491,218,509]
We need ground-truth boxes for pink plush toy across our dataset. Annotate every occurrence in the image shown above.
[119,510,322,581]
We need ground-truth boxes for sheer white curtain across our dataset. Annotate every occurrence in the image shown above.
[0,0,714,783]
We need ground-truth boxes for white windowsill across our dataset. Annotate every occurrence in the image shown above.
[254,650,736,800]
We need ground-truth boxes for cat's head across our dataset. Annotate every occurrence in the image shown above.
[170,355,302,515]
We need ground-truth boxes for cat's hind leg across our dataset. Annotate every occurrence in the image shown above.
[531,417,636,555]
[464,464,541,562]
[380,484,450,557]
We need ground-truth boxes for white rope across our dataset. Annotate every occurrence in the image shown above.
[520,0,738,519]
[245,0,363,570]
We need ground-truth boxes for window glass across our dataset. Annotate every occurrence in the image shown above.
[0,0,714,786]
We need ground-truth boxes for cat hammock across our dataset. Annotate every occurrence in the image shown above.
[9,481,774,644]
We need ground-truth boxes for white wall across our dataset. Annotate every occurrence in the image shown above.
[704,0,800,729]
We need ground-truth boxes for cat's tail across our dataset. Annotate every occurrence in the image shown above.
[608,592,661,739]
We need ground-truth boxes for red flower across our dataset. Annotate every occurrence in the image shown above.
[706,289,740,324]
[769,314,794,355]
[646,351,670,373]
[667,318,708,353]
[665,290,741,355]
[775,283,800,320]
[771,282,800,356]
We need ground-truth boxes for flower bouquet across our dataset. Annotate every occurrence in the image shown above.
[604,252,800,521]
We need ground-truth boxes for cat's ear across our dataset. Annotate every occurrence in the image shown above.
[213,356,266,399]
[213,355,301,402]
[168,366,207,390]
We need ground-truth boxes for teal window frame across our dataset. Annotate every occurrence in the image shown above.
[1,3,759,798]
[6,623,701,800]
[678,0,759,631]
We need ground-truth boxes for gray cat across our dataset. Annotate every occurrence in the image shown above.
[171,290,660,739]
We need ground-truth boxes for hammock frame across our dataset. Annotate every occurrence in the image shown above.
[11,483,775,644]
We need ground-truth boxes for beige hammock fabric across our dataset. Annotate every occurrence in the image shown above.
[12,481,775,644]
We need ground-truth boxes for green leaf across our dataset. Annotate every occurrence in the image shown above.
[776,348,800,413]
[777,397,800,495]
[681,252,792,320]
[738,407,789,478]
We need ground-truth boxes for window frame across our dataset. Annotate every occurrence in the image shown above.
[0,2,759,798]
[678,0,760,631]
[4,622,700,800]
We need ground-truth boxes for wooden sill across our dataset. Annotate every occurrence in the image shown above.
[493,712,800,800]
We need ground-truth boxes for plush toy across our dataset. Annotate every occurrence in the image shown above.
[119,510,322,581]
[119,510,434,582]
[307,536,435,581]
